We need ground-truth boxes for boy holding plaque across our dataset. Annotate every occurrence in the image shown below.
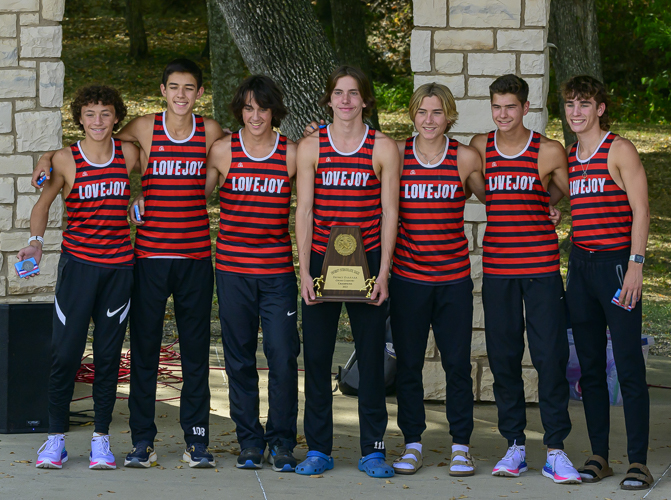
[389,83,485,476]
[469,75,580,484]
[295,66,400,478]
[204,75,300,472]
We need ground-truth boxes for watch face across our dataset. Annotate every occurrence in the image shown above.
[635,255,644,263]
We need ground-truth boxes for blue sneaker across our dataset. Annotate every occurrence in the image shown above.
[124,440,157,468]
[184,443,215,468]
[36,434,68,469]
[236,447,264,469]
[267,445,297,472]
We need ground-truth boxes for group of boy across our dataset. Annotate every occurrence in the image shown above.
[22,57,651,489]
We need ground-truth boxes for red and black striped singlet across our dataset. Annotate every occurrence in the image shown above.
[62,138,133,267]
[135,112,210,259]
[312,125,381,254]
[483,130,560,277]
[215,131,294,276]
[568,132,632,251]
[392,136,470,284]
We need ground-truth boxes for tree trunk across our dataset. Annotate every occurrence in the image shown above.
[330,0,380,130]
[548,0,603,146]
[216,0,339,141]
[206,0,247,129]
[125,0,148,59]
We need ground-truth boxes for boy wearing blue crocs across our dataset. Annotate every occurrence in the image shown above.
[295,66,400,478]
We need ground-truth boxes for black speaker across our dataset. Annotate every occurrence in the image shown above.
[0,302,53,433]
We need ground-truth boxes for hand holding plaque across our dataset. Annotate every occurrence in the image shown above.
[313,226,376,303]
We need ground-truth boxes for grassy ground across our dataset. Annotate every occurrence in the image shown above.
[62,14,670,353]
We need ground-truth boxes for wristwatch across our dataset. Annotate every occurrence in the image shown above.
[629,254,645,264]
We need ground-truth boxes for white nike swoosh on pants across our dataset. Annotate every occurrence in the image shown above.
[107,301,128,318]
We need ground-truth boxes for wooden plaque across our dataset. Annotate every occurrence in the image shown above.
[313,226,376,303]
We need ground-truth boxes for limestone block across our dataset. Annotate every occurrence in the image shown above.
[473,274,482,293]
[477,222,486,247]
[464,222,474,251]
[31,294,55,302]
[0,14,16,37]
[413,0,446,27]
[17,177,35,193]
[0,39,18,68]
[0,154,32,174]
[19,60,35,68]
[470,254,483,280]
[0,229,62,252]
[520,53,545,75]
[468,53,516,76]
[0,101,11,133]
[497,29,544,52]
[522,333,532,366]
[0,135,13,154]
[450,0,521,28]
[425,329,436,358]
[471,361,479,399]
[411,30,432,73]
[422,359,446,400]
[435,52,463,74]
[434,29,493,50]
[450,133,474,145]
[525,0,549,26]
[15,99,35,111]
[39,61,64,108]
[8,252,60,295]
[414,74,465,98]
[468,77,495,97]
[42,0,66,21]
[480,365,495,401]
[15,194,63,228]
[0,0,39,12]
[472,294,484,328]
[523,109,548,134]
[0,205,12,231]
[20,13,39,25]
[0,69,35,98]
[19,26,62,58]
[0,252,3,274]
[471,329,487,357]
[0,177,15,203]
[464,201,486,222]
[0,277,5,297]
[522,367,539,402]
[16,111,62,152]
[451,99,494,134]
[527,77,544,108]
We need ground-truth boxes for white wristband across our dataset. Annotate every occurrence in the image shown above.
[28,235,44,246]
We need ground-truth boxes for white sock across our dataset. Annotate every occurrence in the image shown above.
[451,444,473,472]
[393,442,422,470]
[92,432,105,438]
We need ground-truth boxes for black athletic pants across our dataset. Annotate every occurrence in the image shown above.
[49,254,133,434]
[302,250,388,457]
[129,258,213,446]
[216,272,300,451]
[390,276,474,445]
[482,274,571,449]
[566,245,649,464]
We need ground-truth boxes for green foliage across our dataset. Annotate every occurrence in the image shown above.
[374,76,413,112]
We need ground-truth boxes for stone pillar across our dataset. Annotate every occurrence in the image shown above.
[0,0,65,303]
[412,0,549,402]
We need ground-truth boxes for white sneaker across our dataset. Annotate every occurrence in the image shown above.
[492,443,527,477]
[36,434,68,469]
[90,434,116,470]
[542,450,581,484]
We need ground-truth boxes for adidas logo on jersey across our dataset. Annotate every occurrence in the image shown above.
[81,171,88,177]
[237,162,244,168]
[159,146,165,151]
[325,157,331,163]
[492,162,497,167]
[410,170,416,175]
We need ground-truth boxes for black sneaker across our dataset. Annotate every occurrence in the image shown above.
[124,440,157,468]
[236,447,264,469]
[267,445,297,472]
[184,443,215,468]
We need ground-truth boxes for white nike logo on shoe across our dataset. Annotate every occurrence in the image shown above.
[107,302,128,317]
[287,311,296,316]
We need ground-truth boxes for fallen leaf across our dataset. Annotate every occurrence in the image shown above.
[402,484,409,489]
[176,465,183,469]
[310,474,323,478]
[14,460,31,464]
[438,462,448,467]
[108,491,115,494]
[385,480,393,484]
[120,430,129,434]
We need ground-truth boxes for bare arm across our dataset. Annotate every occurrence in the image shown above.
[121,141,141,174]
[204,137,231,198]
[286,140,297,180]
[295,135,319,304]
[457,143,486,203]
[612,138,650,308]
[204,117,227,153]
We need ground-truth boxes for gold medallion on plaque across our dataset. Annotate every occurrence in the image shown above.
[334,233,357,256]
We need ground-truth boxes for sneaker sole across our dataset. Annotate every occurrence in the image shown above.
[90,461,117,470]
[542,469,581,484]
[236,460,263,469]
[183,454,215,469]
[124,451,157,469]
[492,466,528,477]
[267,454,296,473]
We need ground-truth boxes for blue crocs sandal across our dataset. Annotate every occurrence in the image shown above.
[295,451,334,475]
[358,452,395,478]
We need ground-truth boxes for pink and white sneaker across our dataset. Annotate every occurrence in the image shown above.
[89,434,116,470]
[542,450,582,484]
[492,443,527,477]
[36,434,68,469]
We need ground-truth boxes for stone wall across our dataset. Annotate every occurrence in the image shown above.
[412,0,550,402]
[0,0,65,303]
